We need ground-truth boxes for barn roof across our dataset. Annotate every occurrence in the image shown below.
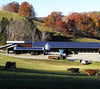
[14,47,44,51]
[6,41,32,44]
[33,41,100,48]
[0,44,12,49]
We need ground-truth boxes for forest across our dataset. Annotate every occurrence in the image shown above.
[43,12,100,38]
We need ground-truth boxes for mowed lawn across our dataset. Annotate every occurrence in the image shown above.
[0,55,100,89]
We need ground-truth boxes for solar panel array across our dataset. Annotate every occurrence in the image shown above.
[13,41,100,51]
[33,41,100,48]
[14,47,44,50]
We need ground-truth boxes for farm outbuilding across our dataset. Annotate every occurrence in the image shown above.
[0,41,100,55]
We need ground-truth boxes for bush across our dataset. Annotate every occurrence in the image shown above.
[0,17,8,45]
[0,17,9,30]
[0,30,7,45]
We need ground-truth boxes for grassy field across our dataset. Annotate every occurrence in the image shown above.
[33,20,54,32]
[71,37,100,42]
[0,55,100,89]
[0,10,24,20]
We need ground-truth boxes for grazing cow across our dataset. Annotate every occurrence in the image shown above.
[67,68,80,74]
[5,62,16,70]
[84,69,99,77]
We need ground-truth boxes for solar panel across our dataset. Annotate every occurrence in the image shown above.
[14,47,44,50]
[33,41,47,47]
[33,41,100,48]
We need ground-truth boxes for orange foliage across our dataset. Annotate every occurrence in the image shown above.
[19,2,35,17]
[9,2,20,13]
[1,1,19,12]
[43,12,62,29]
[66,12,100,36]
[56,20,67,32]
[43,11,100,37]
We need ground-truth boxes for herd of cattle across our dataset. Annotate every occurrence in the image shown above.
[67,68,99,77]
[4,62,99,77]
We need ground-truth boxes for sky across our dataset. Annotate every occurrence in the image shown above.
[0,0,100,17]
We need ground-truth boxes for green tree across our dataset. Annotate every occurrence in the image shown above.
[0,30,7,45]
[0,17,9,31]
[0,17,9,45]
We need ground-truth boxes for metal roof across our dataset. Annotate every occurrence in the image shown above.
[0,44,12,49]
[33,41,100,48]
[7,45,17,49]
[6,41,32,44]
[14,47,44,51]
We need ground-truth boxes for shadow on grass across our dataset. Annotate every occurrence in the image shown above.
[0,65,89,77]
[50,35,73,42]
[0,66,100,89]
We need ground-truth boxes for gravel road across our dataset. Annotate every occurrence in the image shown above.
[0,52,100,62]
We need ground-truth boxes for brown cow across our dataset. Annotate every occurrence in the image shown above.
[84,69,99,77]
[67,68,80,74]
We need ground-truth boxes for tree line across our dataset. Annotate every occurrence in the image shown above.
[1,1,35,18]
[43,12,100,38]
[1,1,100,39]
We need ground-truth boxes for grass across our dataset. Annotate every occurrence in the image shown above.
[71,37,100,42]
[0,55,100,89]
[33,20,54,32]
[0,10,24,20]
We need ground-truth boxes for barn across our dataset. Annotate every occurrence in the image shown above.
[0,41,100,55]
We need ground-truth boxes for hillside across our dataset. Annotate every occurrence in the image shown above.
[0,10,24,20]
[33,20,100,42]
[0,10,100,45]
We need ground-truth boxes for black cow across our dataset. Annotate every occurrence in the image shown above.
[67,68,80,74]
[5,62,16,70]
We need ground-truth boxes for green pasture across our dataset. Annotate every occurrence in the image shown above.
[0,11,24,20]
[71,37,100,42]
[0,55,100,89]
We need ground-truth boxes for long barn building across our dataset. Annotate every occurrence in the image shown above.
[0,41,100,54]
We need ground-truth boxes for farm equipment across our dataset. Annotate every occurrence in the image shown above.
[48,55,66,60]
[58,54,66,60]
[58,49,66,60]
[48,49,66,60]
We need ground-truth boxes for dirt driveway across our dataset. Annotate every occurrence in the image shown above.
[0,53,48,59]
[0,53,100,62]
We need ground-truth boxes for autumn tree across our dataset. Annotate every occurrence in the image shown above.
[66,12,100,37]
[9,1,20,13]
[43,12,62,30]
[56,20,67,33]
[1,1,20,13]
[19,2,35,18]
[56,19,75,35]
